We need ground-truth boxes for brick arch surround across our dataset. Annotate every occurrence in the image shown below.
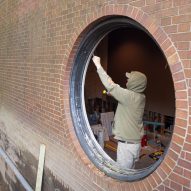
[63,4,190,191]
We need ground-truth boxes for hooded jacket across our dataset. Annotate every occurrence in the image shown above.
[97,66,147,143]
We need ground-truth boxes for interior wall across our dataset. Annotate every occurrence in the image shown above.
[85,28,175,117]
[107,28,175,117]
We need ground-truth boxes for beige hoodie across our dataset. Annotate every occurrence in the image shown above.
[97,67,147,143]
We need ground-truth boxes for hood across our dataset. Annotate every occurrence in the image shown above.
[126,71,147,93]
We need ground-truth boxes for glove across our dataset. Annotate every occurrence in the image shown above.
[92,56,101,69]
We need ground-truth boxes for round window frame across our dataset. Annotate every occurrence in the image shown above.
[70,16,170,181]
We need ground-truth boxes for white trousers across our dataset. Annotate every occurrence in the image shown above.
[117,142,141,169]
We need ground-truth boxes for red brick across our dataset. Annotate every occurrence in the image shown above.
[175,91,187,99]
[176,42,190,50]
[116,0,132,3]
[161,17,171,26]
[174,125,186,136]
[129,183,136,191]
[131,7,139,18]
[184,143,191,152]
[157,184,165,191]
[156,167,168,180]
[188,89,191,97]
[145,0,155,5]
[178,23,190,32]
[143,178,152,191]
[168,149,179,161]
[164,187,173,191]
[135,10,144,22]
[176,109,188,120]
[164,179,170,187]
[147,20,159,34]
[178,158,191,170]
[143,1,174,15]
[155,7,178,18]
[161,38,172,52]
[164,156,176,169]
[159,35,169,48]
[115,4,124,14]
[149,174,158,188]
[173,72,185,82]
[174,0,191,7]
[173,14,191,24]
[179,4,191,14]
[171,142,182,153]
[186,134,191,142]
[130,0,146,7]
[183,169,191,180]
[183,187,191,191]
[165,45,176,57]
[142,3,161,14]
[120,183,129,191]
[172,135,184,147]
[138,182,147,191]
[167,53,180,65]
[175,118,187,128]
[153,27,164,40]
[170,32,191,42]
[188,126,191,134]
[174,166,183,175]
[182,60,191,68]
[176,100,188,109]
[170,62,182,73]
[140,13,153,29]
[133,182,141,191]
[169,172,190,188]
[158,1,173,9]
[185,69,191,78]
[105,4,114,14]
[125,5,134,17]
[179,51,191,60]
[160,162,172,176]
[153,172,162,185]
[163,25,177,34]
[174,81,186,90]
[170,181,182,191]
[185,152,191,161]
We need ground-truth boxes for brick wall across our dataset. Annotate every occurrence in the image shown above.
[0,0,191,191]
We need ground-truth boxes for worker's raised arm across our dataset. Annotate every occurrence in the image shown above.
[92,56,116,90]
[92,56,129,103]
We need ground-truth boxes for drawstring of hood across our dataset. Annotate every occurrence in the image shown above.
[126,71,147,93]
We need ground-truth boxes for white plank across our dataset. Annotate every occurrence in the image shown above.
[35,144,46,191]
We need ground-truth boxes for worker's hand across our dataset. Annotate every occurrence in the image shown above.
[92,56,101,69]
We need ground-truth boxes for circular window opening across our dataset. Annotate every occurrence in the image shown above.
[70,16,175,181]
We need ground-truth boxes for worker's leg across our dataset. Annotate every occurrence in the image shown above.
[117,142,141,169]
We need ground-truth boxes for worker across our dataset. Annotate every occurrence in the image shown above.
[92,55,147,169]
